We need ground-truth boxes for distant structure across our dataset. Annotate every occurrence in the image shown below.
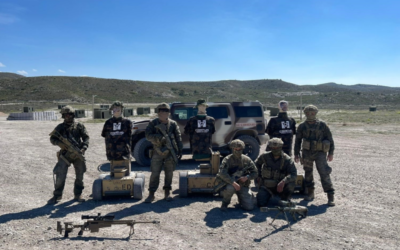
[23,107,34,113]
[75,109,86,118]
[123,108,134,117]
[137,107,150,115]
[58,105,66,109]
[100,104,110,109]
[93,108,112,119]
[7,111,57,121]
[369,106,377,112]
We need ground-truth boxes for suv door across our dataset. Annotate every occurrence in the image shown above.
[206,104,233,147]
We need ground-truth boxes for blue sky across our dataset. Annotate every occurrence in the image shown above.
[0,0,399,87]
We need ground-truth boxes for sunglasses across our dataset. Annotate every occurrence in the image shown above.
[158,109,170,113]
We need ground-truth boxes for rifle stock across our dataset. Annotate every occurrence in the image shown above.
[213,164,253,193]
[154,124,179,166]
[50,130,85,162]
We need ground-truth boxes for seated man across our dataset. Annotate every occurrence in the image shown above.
[216,139,258,211]
[255,138,297,207]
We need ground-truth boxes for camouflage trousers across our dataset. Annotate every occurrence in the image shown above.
[52,157,86,197]
[302,150,334,194]
[256,181,295,207]
[221,184,254,211]
[148,151,176,192]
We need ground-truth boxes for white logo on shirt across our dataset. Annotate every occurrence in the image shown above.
[197,120,206,128]
[113,122,121,130]
[281,121,290,129]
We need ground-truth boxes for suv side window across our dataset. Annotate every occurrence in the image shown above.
[173,106,229,120]
[234,106,263,117]
[173,107,195,120]
[206,107,228,119]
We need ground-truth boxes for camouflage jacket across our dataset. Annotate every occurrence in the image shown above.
[145,118,183,152]
[101,117,132,161]
[265,112,296,152]
[218,154,258,187]
[255,152,297,184]
[184,115,215,155]
[294,119,335,156]
[50,121,89,149]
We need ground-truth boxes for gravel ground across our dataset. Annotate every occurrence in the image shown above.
[0,117,399,250]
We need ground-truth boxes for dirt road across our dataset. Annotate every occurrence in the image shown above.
[0,117,399,249]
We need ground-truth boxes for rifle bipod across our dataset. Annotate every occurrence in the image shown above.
[260,202,308,230]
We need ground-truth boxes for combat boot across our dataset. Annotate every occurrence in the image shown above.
[144,191,155,203]
[304,188,315,201]
[164,189,172,201]
[74,195,85,202]
[220,202,229,211]
[327,193,335,206]
[47,195,62,204]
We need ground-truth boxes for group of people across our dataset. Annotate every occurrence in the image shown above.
[47,99,336,210]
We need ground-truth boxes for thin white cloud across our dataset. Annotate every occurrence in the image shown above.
[32,69,37,72]
[0,62,5,67]
[0,13,19,24]
[58,69,66,73]
[17,70,28,75]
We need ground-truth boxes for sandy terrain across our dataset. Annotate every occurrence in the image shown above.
[0,117,399,250]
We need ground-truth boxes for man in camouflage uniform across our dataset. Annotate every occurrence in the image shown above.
[294,105,335,206]
[48,105,89,204]
[255,138,297,207]
[217,139,258,211]
[184,99,215,159]
[101,101,132,161]
[265,100,296,156]
[144,103,183,202]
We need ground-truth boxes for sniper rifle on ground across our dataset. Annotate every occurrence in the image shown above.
[57,213,160,238]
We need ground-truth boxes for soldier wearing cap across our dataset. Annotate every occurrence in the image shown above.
[184,99,215,160]
[294,105,336,206]
[48,105,89,204]
[265,100,296,156]
[255,138,297,207]
[144,102,183,202]
[101,101,133,161]
[216,139,258,211]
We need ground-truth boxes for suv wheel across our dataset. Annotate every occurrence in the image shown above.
[236,135,260,161]
[133,138,153,166]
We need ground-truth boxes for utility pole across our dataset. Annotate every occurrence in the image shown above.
[92,95,97,119]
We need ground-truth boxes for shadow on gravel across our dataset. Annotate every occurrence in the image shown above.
[105,194,217,220]
[204,206,252,228]
[254,223,293,242]
[0,199,107,224]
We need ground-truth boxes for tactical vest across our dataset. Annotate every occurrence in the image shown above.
[227,155,251,187]
[58,122,84,147]
[151,119,179,152]
[260,153,286,187]
[301,121,330,152]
